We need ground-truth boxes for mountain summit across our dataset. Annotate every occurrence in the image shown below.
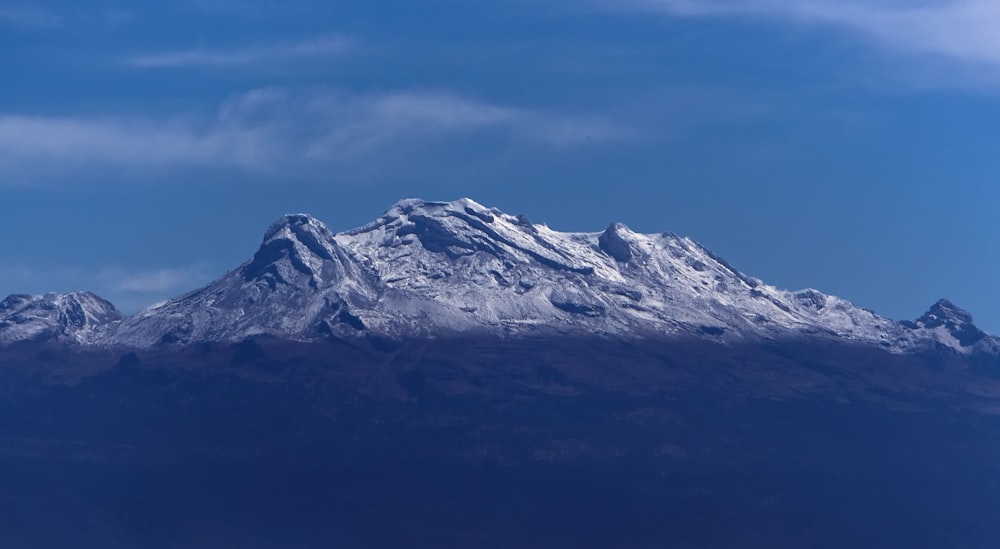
[0,291,121,344]
[0,198,995,353]
[911,299,990,348]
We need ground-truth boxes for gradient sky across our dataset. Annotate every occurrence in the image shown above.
[2,0,999,331]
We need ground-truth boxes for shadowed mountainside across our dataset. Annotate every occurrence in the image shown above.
[2,335,1000,548]
[3,199,1000,547]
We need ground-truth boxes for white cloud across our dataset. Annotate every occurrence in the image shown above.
[0,87,632,179]
[0,264,214,314]
[0,265,36,287]
[100,266,212,294]
[0,114,275,172]
[125,36,352,68]
[0,7,133,32]
[188,0,280,16]
[0,264,95,301]
[630,0,1000,68]
[0,7,63,29]
[301,90,634,157]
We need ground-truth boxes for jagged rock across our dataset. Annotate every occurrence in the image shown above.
[2,198,995,356]
[0,292,122,343]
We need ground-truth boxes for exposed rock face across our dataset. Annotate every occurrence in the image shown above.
[912,299,989,347]
[0,292,122,344]
[1,198,997,355]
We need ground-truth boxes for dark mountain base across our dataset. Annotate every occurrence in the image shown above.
[3,458,998,549]
[1,336,999,548]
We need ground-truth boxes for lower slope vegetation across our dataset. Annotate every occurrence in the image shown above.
[1,335,999,548]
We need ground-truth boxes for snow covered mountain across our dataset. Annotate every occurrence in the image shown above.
[1,198,996,353]
[111,213,381,347]
[0,291,122,344]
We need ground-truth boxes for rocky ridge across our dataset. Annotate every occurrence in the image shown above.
[1,198,995,354]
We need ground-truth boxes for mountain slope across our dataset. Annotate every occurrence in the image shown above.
[5,200,1000,549]
[97,198,997,353]
[110,213,381,347]
[0,292,122,344]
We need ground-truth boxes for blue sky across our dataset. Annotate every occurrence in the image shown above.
[2,0,1000,331]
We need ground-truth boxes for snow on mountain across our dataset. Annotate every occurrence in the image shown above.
[109,213,382,347]
[97,197,997,353]
[0,198,994,353]
[0,291,122,344]
[902,299,1000,354]
[333,198,886,341]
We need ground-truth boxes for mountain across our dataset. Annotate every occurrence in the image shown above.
[110,213,381,347]
[0,291,121,344]
[4,199,1000,548]
[2,198,997,354]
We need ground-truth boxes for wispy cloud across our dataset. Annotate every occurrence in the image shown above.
[0,7,63,29]
[0,87,633,179]
[628,0,1000,68]
[0,7,133,32]
[0,115,260,169]
[299,89,634,157]
[0,265,36,287]
[188,0,305,18]
[0,263,216,313]
[0,264,219,314]
[100,266,212,294]
[125,36,352,68]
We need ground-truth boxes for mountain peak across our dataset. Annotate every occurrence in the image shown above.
[0,291,122,343]
[262,213,333,243]
[388,197,491,215]
[926,298,972,320]
[382,197,500,226]
[25,197,993,355]
[598,222,637,262]
[244,213,340,286]
[915,299,986,347]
